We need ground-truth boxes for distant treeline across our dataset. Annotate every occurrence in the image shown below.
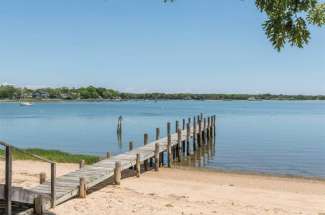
[0,85,324,101]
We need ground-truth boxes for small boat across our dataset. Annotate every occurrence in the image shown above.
[19,88,33,106]
[20,102,33,106]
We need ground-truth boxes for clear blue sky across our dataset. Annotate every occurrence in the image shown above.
[0,0,324,94]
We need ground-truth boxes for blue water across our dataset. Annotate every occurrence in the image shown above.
[0,100,325,178]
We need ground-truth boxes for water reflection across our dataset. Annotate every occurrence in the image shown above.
[174,135,216,168]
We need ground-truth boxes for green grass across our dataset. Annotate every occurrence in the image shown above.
[0,148,100,164]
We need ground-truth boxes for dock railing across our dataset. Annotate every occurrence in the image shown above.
[0,141,56,215]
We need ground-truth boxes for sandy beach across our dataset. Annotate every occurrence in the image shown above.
[1,160,325,215]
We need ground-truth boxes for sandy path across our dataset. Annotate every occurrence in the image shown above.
[1,161,325,214]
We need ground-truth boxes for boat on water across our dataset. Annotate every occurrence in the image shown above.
[19,88,33,106]
[20,102,33,106]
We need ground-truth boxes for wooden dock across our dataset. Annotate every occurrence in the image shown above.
[0,114,216,215]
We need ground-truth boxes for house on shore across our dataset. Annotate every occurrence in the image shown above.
[32,91,49,99]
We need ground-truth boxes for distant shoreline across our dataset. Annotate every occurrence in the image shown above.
[1,85,325,101]
[1,98,325,103]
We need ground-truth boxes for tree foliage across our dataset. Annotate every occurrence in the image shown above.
[165,0,325,51]
[1,85,324,100]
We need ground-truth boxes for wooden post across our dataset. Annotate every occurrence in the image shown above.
[188,117,191,125]
[182,119,185,130]
[51,162,56,208]
[114,161,122,185]
[79,177,86,198]
[198,119,202,147]
[156,128,160,140]
[172,145,176,161]
[144,133,149,171]
[175,120,179,132]
[200,113,203,120]
[156,128,163,166]
[167,122,172,168]
[186,123,190,155]
[40,172,46,184]
[106,152,112,159]
[210,116,213,138]
[34,195,44,215]
[208,116,212,138]
[79,160,85,169]
[136,153,141,177]
[202,118,207,145]
[193,116,197,151]
[154,143,159,171]
[128,141,134,170]
[129,141,133,151]
[213,115,216,137]
[5,145,12,215]
[207,117,211,140]
[177,128,182,161]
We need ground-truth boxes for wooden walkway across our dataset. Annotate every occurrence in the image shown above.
[1,114,216,215]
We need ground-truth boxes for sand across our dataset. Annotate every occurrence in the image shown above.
[1,160,325,215]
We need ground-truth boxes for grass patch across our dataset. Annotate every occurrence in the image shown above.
[0,148,100,164]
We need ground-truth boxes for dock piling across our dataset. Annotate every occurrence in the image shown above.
[136,153,141,177]
[106,152,112,159]
[34,195,44,215]
[79,177,86,198]
[186,123,190,155]
[154,143,160,171]
[114,161,122,185]
[79,160,85,169]
[5,145,12,215]
[177,128,182,162]
[129,141,133,151]
[144,133,149,171]
[40,172,46,184]
[50,162,56,208]
[193,117,197,151]
[167,122,172,168]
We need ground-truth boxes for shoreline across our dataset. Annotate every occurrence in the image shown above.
[1,160,324,214]
[173,165,325,183]
[1,99,325,103]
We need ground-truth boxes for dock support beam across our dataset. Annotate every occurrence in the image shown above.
[144,133,149,171]
[167,122,172,168]
[5,145,12,215]
[40,172,46,184]
[186,123,190,156]
[136,153,141,177]
[79,160,85,169]
[177,128,182,162]
[79,177,86,198]
[156,128,163,167]
[106,152,112,159]
[154,143,160,171]
[51,162,56,208]
[114,161,122,185]
[193,116,197,152]
[198,118,202,147]
[34,195,44,215]
[129,141,133,151]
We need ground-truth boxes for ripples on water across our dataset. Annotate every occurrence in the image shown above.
[0,100,324,178]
